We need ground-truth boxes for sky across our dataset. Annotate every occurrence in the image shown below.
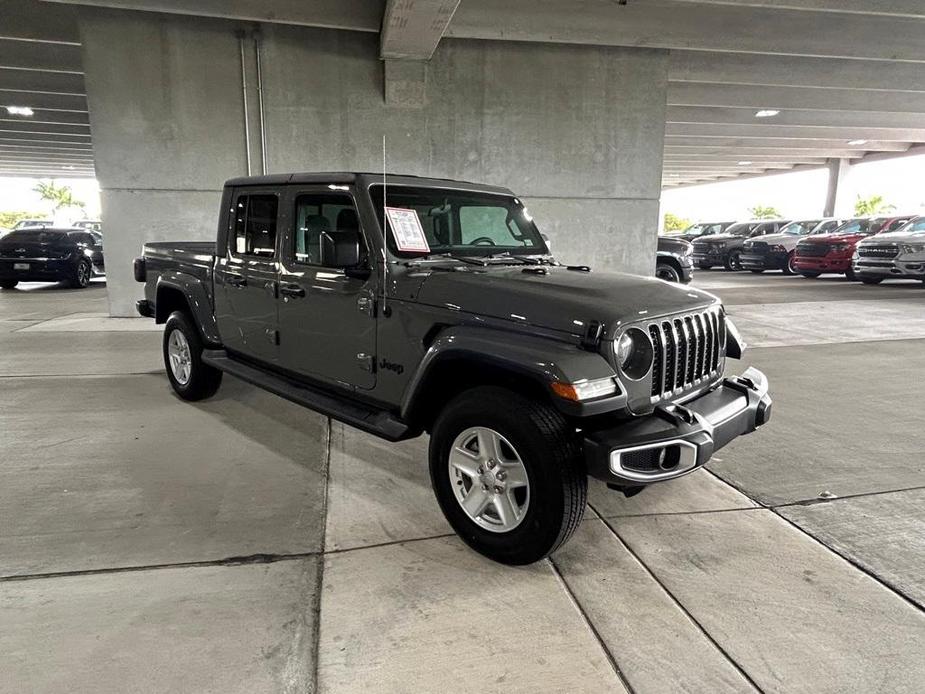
[660,152,925,226]
[2,151,924,229]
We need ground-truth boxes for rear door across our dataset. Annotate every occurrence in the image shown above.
[276,186,377,390]
[214,189,281,364]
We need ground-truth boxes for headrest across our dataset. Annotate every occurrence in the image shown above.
[336,208,358,231]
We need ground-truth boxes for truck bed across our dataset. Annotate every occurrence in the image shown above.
[140,241,217,316]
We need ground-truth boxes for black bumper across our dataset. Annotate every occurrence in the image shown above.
[583,367,772,485]
[136,299,155,318]
[740,251,787,271]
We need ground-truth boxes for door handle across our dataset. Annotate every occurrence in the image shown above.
[280,284,305,299]
[226,274,246,288]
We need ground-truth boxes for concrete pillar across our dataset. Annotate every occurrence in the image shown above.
[824,157,851,217]
[78,9,669,315]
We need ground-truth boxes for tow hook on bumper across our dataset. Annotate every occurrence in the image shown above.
[583,367,772,485]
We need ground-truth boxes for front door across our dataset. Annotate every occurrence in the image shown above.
[215,190,281,364]
[276,187,376,390]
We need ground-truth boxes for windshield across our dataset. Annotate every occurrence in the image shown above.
[0,230,67,244]
[725,222,759,237]
[832,218,886,235]
[13,220,51,229]
[370,185,546,257]
[681,222,727,236]
[885,217,925,235]
[780,220,821,236]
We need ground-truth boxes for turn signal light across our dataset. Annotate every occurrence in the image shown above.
[551,377,618,402]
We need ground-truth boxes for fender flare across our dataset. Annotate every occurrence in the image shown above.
[400,325,621,422]
[155,272,222,346]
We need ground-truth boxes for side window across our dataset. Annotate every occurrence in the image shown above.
[293,193,361,265]
[459,206,531,246]
[231,194,278,258]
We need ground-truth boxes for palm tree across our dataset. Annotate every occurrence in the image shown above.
[854,194,895,216]
[32,180,85,212]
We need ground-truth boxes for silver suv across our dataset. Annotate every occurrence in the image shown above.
[854,216,925,285]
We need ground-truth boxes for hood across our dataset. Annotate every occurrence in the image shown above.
[657,236,692,253]
[415,265,718,337]
[859,233,921,245]
[693,233,741,244]
[800,233,868,245]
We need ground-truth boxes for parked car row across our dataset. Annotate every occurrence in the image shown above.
[659,215,925,285]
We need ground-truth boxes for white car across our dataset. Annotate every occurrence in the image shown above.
[739,218,845,274]
[853,216,925,285]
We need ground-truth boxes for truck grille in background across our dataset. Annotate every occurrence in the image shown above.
[746,241,769,253]
[796,243,829,258]
[647,308,724,400]
[858,245,899,259]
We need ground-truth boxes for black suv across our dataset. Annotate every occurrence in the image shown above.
[692,219,791,271]
[0,228,104,289]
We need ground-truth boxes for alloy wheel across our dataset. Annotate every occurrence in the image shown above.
[167,328,193,385]
[448,426,530,533]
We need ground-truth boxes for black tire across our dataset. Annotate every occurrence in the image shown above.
[69,258,92,288]
[724,251,742,271]
[697,263,712,270]
[800,272,821,279]
[860,276,883,285]
[656,262,681,283]
[749,269,765,274]
[163,311,223,401]
[782,252,797,276]
[429,386,587,565]
[0,279,17,289]
[845,267,857,282]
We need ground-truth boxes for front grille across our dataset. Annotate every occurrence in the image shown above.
[647,307,724,400]
[858,245,899,259]
[745,241,769,254]
[796,243,829,258]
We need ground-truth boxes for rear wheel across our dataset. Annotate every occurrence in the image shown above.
[725,251,743,271]
[163,311,223,401]
[69,258,92,288]
[0,280,17,289]
[800,272,821,279]
[656,262,681,282]
[429,386,586,565]
[783,252,797,275]
[861,276,883,285]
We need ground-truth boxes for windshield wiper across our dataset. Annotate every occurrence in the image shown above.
[483,251,552,265]
[405,253,486,267]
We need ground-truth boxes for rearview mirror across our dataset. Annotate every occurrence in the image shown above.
[320,231,361,269]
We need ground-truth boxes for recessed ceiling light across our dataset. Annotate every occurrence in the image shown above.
[6,105,34,117]
[738,161,753,166]
[755,110,780,118]
[848,139,869,146]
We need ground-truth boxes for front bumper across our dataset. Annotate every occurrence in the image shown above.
[853,258,925,280]
[793,255,852,273]
[692,249,726,266]
[740,251,787,271]
[583,367,771,485]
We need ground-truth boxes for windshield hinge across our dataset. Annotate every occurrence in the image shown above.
[580,321,603,350]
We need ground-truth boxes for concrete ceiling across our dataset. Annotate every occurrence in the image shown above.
[4,0,925,186]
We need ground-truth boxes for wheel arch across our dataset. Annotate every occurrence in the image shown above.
[155,274,222,346]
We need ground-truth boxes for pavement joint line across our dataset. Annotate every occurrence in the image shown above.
[772,483,925,508]
[547,555,638,694]
[705,469,925,615]
[0,371,161,379]
[595,506,757,520]
[310,417,333,694]
[592,505,766,694]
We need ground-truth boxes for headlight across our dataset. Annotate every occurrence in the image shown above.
[769,244,786,253]
[616,327,654,380]
[682,244,693,257]
[828,243,850,253]
[901,243,925,254]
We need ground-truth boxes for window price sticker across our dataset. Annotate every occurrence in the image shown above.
[385,207,430,253]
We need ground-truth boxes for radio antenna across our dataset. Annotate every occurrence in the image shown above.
[381,134,389,316]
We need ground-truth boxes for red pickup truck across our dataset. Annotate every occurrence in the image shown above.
[793,216,913,280]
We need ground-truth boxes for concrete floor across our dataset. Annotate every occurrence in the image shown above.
[2,271,924,693]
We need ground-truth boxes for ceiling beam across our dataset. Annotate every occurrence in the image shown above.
[448,0,925,62]
[0,68,85,95]
[664,1,925,19]
[0,141,92,151]
[0,110,89,125]
[41,0,381,32]
[665,136,910,151]
[380,0,459,60]
[666,106,925,131]
[0,38,83,73]
[664,146,868,159]
[666,122,925,143]
[0,89,87,111]
[0,120,90,135]
[0,0,80,43]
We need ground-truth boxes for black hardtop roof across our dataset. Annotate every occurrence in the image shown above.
[223,172,515,196]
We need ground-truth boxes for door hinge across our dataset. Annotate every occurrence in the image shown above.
[266,328,279,345]
[357,292,375,316]
[356,353,374,372]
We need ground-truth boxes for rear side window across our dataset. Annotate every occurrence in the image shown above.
[232,194,278,257]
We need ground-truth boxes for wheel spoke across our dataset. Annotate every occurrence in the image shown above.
[502,463,529,489]
[449,446,481,478]
[477,428,503,461]
[493,493,518,528]
[462,486,491,518]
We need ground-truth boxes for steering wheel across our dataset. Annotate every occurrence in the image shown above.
[469,237,497,246]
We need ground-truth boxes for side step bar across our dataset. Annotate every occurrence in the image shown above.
[202,349,413,442]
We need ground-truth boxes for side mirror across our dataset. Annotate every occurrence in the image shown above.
[320,230,361,269]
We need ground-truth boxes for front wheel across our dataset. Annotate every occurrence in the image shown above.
[845,267,857,282]
[429,386,587,565]
[724,251,743,271]
[163,311,223,401]
[656,262,681,282]
[0,279,17,289]
[861,276,883,285]
[800,272,821,279]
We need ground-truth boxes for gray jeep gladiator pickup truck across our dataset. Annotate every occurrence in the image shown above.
[134,172,772,565]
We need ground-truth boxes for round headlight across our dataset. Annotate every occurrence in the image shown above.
[616,327,654,380]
